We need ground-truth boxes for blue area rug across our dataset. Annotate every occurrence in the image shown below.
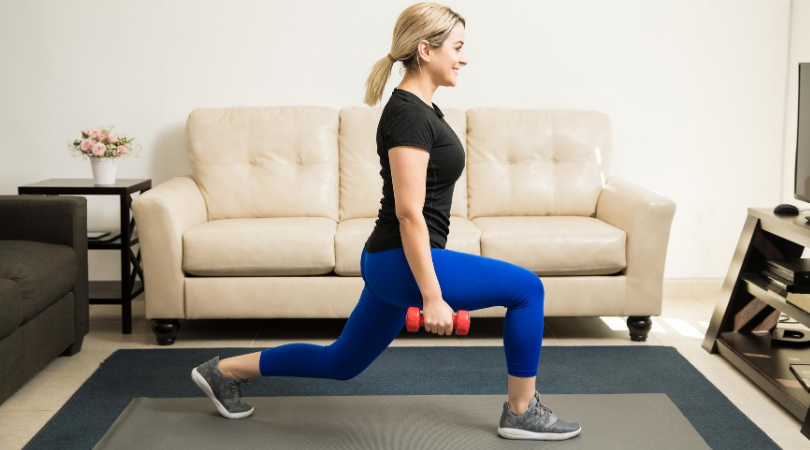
[21,345,779,450]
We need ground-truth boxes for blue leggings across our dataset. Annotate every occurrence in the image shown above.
[258,246,545,378]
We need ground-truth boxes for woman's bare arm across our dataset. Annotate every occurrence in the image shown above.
[388,146,443,304]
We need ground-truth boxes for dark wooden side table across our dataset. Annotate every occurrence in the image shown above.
[703,207,810,439]
[18,178,152,334]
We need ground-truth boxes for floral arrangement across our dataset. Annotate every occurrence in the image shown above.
[67,126,142,160]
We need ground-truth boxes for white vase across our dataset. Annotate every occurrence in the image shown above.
[89,157,117,185]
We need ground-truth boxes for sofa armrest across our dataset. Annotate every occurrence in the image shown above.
[0,195,89,341]
[595,176,677,315]
[131,176,208,319]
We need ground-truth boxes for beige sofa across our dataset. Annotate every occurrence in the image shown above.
[131,105,676,345]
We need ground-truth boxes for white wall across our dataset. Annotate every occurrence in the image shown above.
[784,0,810,207]
[0,0,795,281]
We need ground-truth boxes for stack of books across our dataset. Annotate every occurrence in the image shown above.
[762,258,810,313]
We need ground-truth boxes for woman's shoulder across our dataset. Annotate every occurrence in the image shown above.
[383,98,424,118]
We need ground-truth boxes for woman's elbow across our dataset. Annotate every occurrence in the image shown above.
[396,208,422,222]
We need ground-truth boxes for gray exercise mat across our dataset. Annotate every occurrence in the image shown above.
[91,394,710,449]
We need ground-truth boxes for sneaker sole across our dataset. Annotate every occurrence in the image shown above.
[498,425,581,440]
[191,367,254,419]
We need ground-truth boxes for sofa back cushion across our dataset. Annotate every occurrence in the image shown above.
[465,108,611,219]
[186,106,340,220]
[338,106,469,221]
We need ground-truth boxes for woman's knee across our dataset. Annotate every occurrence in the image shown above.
[514,269,544,309]
[332,359,368,381]
[519,267,543,295]
[326,343,360,380]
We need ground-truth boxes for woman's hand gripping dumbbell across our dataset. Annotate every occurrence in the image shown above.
[406,304,470,335]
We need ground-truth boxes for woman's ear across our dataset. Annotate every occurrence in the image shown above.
[418,40,431,62]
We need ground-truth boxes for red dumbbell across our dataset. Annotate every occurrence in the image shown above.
[406,306,470,335]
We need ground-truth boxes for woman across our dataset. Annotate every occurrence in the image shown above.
[191,2,581,441]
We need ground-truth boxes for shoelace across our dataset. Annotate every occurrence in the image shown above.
[535,401,552,418]
[231,377,257,398]
[532,394,553,422]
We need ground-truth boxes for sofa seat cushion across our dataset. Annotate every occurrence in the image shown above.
[183,218,337,276]
[471,216,626,276]
[334,218,376,276]
[0,240,77,324]
[0,279,23,340]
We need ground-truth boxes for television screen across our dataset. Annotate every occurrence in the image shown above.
[796,63,810,202]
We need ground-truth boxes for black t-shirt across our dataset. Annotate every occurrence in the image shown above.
[364,87,466,253]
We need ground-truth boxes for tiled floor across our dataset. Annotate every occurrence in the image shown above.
[1,293,809,449]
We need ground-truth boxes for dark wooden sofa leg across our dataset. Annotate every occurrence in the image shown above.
[152,319,181,345]
[60,338,84,356]
[627,316,652,342]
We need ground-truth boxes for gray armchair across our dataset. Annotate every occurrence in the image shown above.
[0,195,89,406]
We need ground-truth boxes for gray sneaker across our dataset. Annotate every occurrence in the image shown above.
[191,355,257,419]
[498,390,582,440]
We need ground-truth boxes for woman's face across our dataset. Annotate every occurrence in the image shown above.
[424,22,467,87]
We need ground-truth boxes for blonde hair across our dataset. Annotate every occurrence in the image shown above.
[364,3,465,107]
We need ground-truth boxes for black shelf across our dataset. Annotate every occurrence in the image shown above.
[19,178,151,335]
[703,207,810,439]
[716,330,810,420]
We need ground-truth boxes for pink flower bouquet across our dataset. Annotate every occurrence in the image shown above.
[67,126,142,160]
